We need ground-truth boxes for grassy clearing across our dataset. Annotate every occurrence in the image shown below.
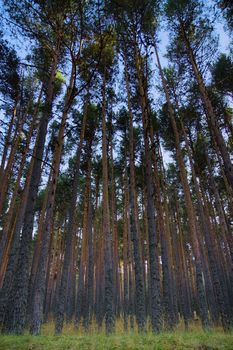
[0,329,233,350]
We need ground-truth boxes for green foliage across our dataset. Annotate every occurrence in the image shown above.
[55,173,73,217]
[165,0,218,71]
[158,103,177,153]
[55,71,66,85]
[4,0,75,42]
[35,188,47,213]
[212,54,233,97]
[107,0,160,49]
[192,133,208,176]
[27,46,65,97]
[0,34,20,101]
[78,29,116,83]
[54,70,66,97]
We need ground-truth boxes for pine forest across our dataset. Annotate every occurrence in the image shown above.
[0,1,233,349]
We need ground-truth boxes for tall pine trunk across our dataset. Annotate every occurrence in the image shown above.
[124,52,146,332]
[2,44,60,334]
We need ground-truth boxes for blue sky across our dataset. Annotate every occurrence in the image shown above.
[0,0,232,170]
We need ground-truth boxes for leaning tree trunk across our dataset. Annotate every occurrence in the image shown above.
[0,86,42,275]
[181,119,231,331]
[0,101,18,183]
[0,99,31,216]
[179,21,233,189]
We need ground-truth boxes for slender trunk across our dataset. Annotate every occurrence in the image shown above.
[179,21,233,188]
[0,102,18,180]
[82,154,93,331]
[154,43,210,329]
[29,59,76,335]
[0,99,31,216]
[109,118,120,317]
[123,171,129,331]
[0,86,42,272]
[124,51,146,332]
[149,125,175,330]
[181,120,231,331]
[135,42,161,332]
[55,98,87,334]
[101,70,114,334]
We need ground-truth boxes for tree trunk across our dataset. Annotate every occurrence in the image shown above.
[0,86,42,275]
[124,51,146,332]
[154,43,210,330]
[2,44,60,334]
[181,119,231,331]
[29,59,76,335]
[101,70,115,334]
[55,97,87,334]
[179,21,233,189]
[134,42,161,332]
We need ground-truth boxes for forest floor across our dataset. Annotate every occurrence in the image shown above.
[0,323,233,350]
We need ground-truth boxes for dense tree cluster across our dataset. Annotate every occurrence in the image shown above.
[0,0,232,335]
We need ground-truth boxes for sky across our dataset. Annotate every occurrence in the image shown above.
[0,0,232,171]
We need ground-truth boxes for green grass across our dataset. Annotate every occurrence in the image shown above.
[0,330,233,350]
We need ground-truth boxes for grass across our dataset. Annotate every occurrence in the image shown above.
[0,322,233,350]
